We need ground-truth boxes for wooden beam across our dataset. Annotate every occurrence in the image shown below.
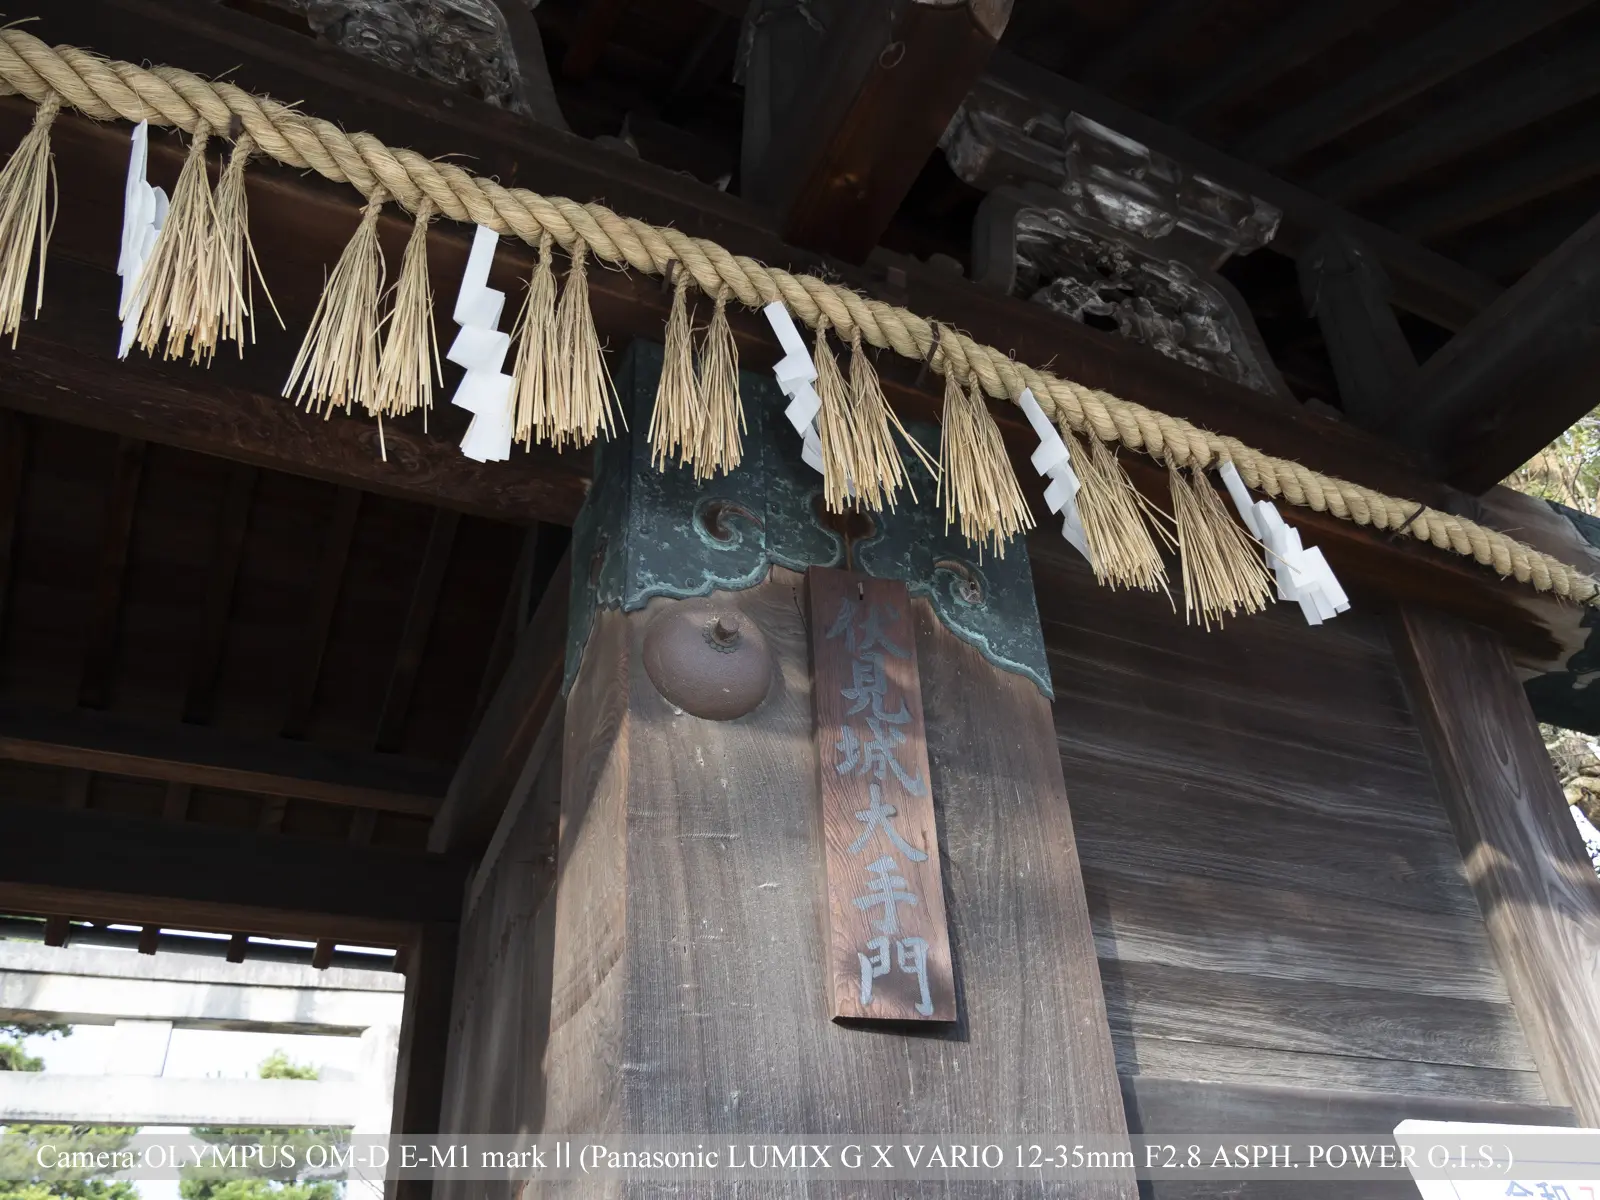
[743,0,1012,263]
[1163,0,1397,125]
[1388,122,1600,241]
[1393,605,1600,1124]
[1309,38,1600,203]
[225,932,248,963]
[1402,209,1600,492]
[984,51,1501,330]
[427,553,569,855]
[1234,0,1591,167]
[0,804,468,936]
[374,509,460,754]
[310,938,335,970]
[0,258,585,527]
[1296,231,1418,431]
[1082,0,1209,92]
[78,437,146,711]
[182,464,257,725]
[0,0,1579,653]
[42,915,71,947]
[0,702,450,815]
[136,926,160,955]
[281,487,361,742]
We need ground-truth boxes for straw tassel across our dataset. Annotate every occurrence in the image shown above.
[848,332,938,509]
[1061,424,1173,594]
[373,200,440,424]
[648,267,703,470]
[693,288,744,480]
[937,370,1034,557]
[812,319,860,512]
[206,133,276,359]
[133,123,219,363]
[552,243,621,448]
[0,93,60,347]
[1168,461,1274,629]
[284,191,387,417]
[511,232,558,448]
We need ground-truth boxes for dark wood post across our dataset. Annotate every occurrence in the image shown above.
[536,344,1133,1196]
[1394,605,1600,1124]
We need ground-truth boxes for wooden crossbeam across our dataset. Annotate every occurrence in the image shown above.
[1401,209,1600,492]
[0,804,469,938]
[0,702,451,814]
[743,0,1012,263]
[1234,0,1590,168]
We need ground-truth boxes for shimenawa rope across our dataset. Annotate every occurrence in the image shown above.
[0,28,1593,605]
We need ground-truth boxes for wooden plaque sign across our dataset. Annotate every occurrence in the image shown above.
[808,567,955,1022]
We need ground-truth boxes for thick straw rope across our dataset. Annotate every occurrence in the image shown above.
[0,29,1593,604]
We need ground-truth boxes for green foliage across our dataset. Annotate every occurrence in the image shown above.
[0,1124,138,1200]
[0,1024,70,1074]
[180,1052,344,1200]
[254,1054,317,1083]
[1506,409,1600,516]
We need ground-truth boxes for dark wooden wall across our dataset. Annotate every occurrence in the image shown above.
[435,713,562,1200]
[1030,533,1572,1128]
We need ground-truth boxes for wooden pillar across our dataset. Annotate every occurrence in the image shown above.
[1393,605,1600,1124]
[539,344,1132,1195]
[389,921,460,1200]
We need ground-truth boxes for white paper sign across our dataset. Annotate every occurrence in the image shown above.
[448,225,515,463]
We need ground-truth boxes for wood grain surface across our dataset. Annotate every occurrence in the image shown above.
[538,569,1133,1197]
[1031,534,1550,1124]
[808,568,953,1022]
[1394,604,1600,1125]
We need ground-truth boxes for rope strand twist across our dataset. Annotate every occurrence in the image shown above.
[0,28,1590,603]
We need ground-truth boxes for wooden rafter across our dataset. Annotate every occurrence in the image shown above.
[1388,124,1600,241]
[78,437,145,711]
[374,509,460,754]
[1163,0,1398,125]
[0,701,451,814]
[182,463,257,725]
[1309,37,1600,204]
[1234,0,1591,167]
[280,487,361,742]
[0,804,468,937]
[1082,0,1209,92]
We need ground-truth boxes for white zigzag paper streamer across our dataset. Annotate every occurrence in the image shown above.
[1219,461,1350,625]
[762,301,824,473]
[448,225,515,463]
[117,121,168,360]
[1018,388,1092,565]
